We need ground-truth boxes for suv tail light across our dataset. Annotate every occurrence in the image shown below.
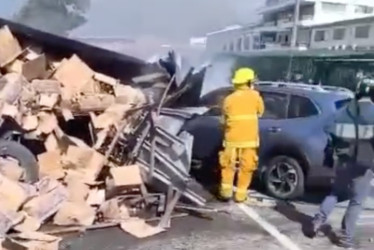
[335,98,351,110]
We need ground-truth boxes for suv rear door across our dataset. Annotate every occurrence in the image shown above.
[279,93,327,170]
[277,93,322,144]
[258,91,290,160]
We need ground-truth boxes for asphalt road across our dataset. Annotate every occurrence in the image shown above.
[61,202,276,250]
[247,190,374,250]
[61,188,374,250]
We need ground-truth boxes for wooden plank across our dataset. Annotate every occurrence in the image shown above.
[109,165,143,187]
[13,212,41,232]
[65,175,89,203]
[3,232,61,250]
[21,115,38,132]
[37,112,58,135]
[0,73,26,105]
[0,172,29,211]
[22,181,68,223]
[0,26,22,67]
[94,72,118,86]
[120,218,164,238]
[53,201,95,226]
[53,54,94,99]
[37,151,64,180]
[31,80,61,94]
[90,104,130,129]
[5,59,24,73]
[22,54,47,81]
[39,94,59,109]
[75,94,115,112]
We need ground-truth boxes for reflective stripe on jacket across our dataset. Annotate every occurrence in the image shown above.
[334,123,374,140]
[222,86,264,148]
[326,98,374,169]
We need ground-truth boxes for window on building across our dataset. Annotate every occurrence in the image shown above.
[355,25,370,38]
[321,2,346,12]
[236,37,242,51]
[253,36,260,49]
[333,28,345,40]
[278,11,293,22]
[243,36,250,50]
[288,95,319,118]
[314,30,326,42]
[229,41,234,51]
[284,34,289,43]
[223,44,227,51]
[300,5,314,16]
[355,5,374,14]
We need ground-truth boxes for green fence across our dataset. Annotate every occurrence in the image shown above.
[216,50,374,90]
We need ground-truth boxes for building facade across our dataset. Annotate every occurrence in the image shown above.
[206,0,374,53]
[310,16,374,50]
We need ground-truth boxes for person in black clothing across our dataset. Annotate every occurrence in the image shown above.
[311,78,374,249]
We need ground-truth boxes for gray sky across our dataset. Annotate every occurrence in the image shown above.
[0,0,263,42]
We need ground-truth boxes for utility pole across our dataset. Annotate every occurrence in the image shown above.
[290,0,301,48]
[287,0,301,81]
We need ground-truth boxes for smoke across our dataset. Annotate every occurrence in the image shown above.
[72,0,263,41]
[2,0,264,61]
[12,0,90,35]
[201,54,237,96]
[4,0,263,40]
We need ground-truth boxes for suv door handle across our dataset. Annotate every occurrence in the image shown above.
[267,127,281,133]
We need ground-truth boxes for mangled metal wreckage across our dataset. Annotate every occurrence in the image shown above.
[0,17,209,240]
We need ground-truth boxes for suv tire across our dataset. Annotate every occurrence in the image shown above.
[264,155,305,200]
[0,140,39,183]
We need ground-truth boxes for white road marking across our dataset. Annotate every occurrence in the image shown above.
[357,221,374,226]
[359,214,374,219]
[237,203,302,250]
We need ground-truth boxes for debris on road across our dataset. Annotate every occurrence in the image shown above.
[0,24,207,249]
[120,218,165,238]
[3,231,61,250]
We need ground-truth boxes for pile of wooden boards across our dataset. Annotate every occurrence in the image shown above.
[0,25,170,249]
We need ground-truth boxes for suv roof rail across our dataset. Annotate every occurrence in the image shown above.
[319,85,351,93]
[255,81,353,95]
[255,81,325,91]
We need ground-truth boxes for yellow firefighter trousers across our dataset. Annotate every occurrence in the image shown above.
[219,147,258,201]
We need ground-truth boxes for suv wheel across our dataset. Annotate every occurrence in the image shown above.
[264,156,305,200]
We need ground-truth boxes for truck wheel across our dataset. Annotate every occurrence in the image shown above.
[0,140,39,183]
[264,155,304,200]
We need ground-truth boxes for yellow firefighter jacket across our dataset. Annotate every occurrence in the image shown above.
[222,85,264,148]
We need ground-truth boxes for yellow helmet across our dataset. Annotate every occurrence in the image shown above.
[232,67,255,85]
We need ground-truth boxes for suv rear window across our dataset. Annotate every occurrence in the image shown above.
[288,95,319,118]
[260,92,288,119]
[335,98,351,110]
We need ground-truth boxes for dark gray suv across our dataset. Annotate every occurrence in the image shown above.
[183,82,353,200]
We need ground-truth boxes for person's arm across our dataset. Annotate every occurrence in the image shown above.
[257,93,265,117]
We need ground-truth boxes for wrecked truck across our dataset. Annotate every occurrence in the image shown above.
[0,18,213,243]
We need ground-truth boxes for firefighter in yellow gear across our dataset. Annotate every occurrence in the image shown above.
[219,67,264,203]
